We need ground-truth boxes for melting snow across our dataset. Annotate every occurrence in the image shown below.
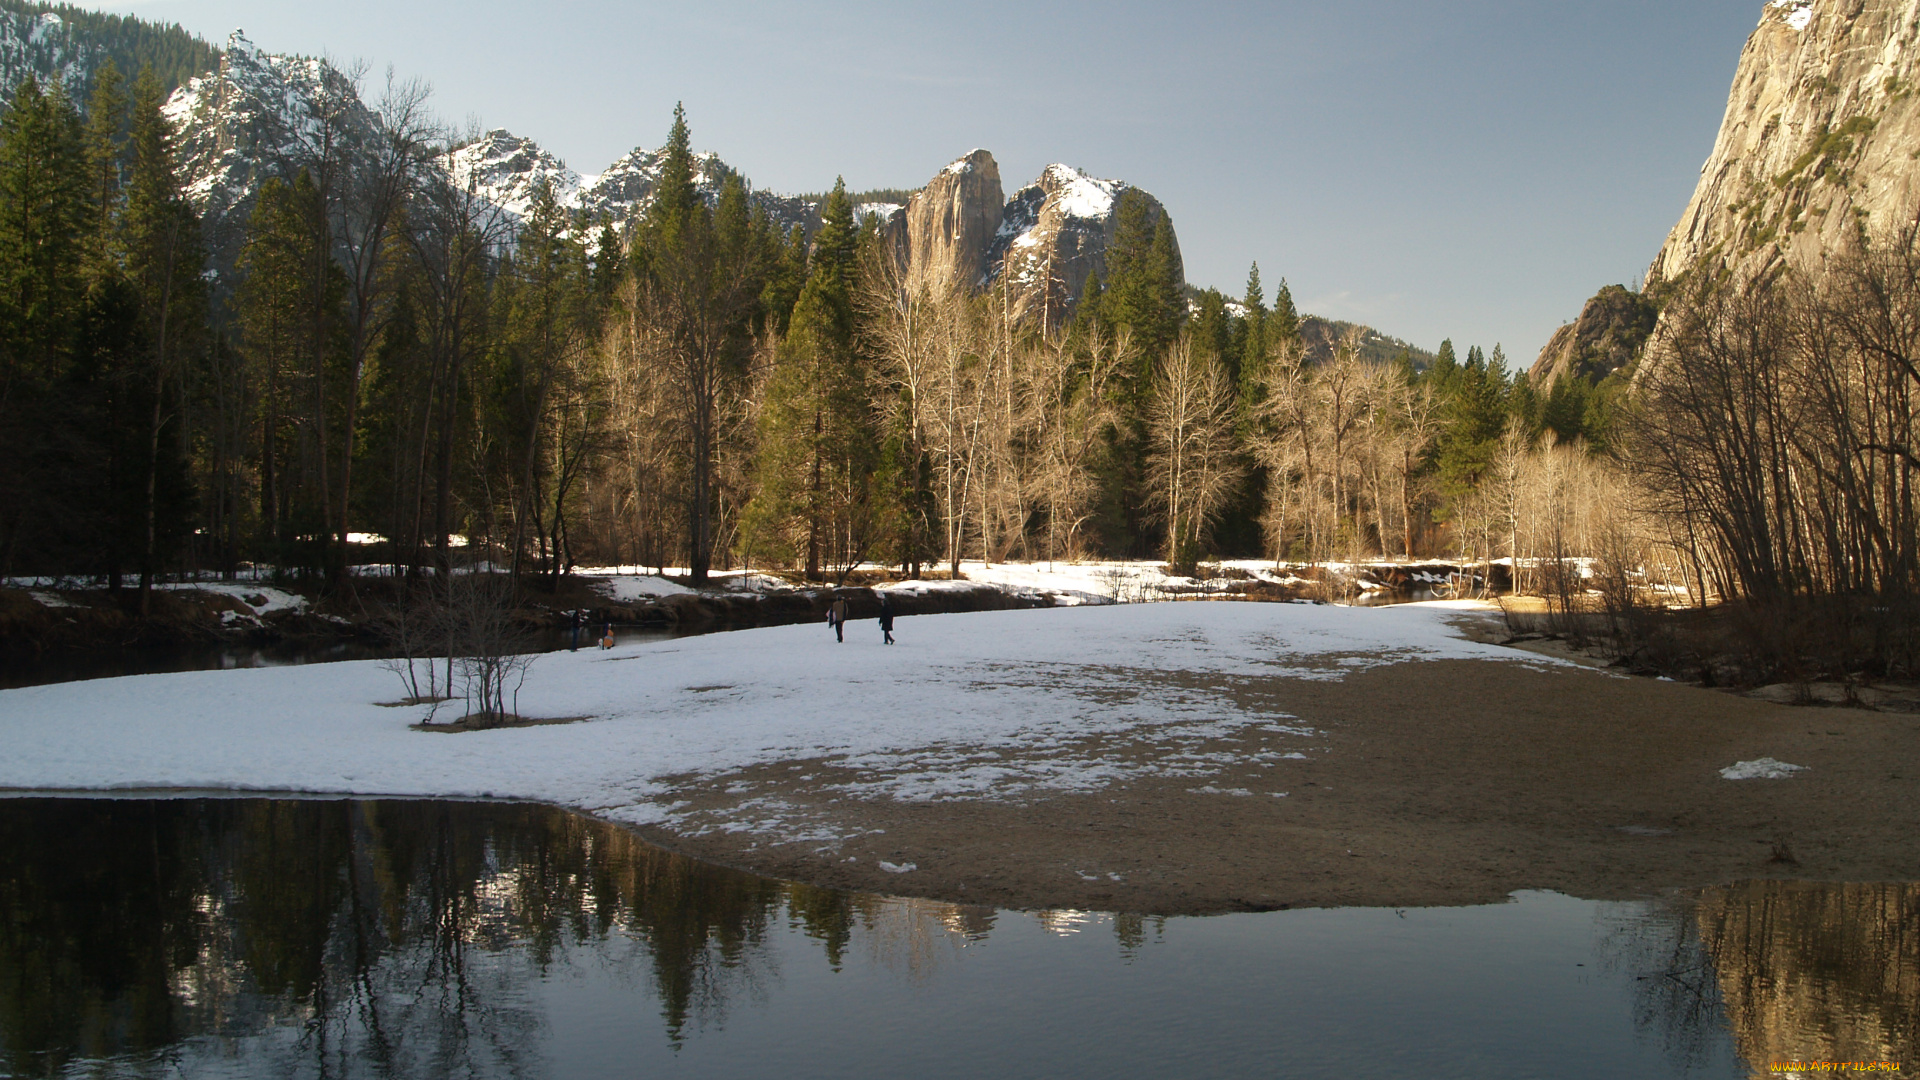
[0,601,1554,848]
[1767,0,1813,31]
[1719,757,1808,780]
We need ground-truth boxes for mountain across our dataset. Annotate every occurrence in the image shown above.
[443,128,817,235]
[881,149,1182,324]
[1534,0,1920,385]
[0,0,217,100]
[1297,317,1437,369]
[1649,0,1920,295]
[163,31,378,279]
[1527,285,1658,385]
[161,32,817,281]
[989,162,1177,325]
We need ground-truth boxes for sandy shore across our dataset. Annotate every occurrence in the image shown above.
[632,624,1920,915]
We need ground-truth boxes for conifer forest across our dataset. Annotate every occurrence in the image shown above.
[3,64,1918,680]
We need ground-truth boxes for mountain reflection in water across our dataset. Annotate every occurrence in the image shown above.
[0,797,1912,1079]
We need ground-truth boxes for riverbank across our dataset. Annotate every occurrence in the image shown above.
[2,599,1912,914]
[0,557,1495,674]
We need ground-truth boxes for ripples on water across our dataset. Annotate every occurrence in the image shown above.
[0,798,1911,1079]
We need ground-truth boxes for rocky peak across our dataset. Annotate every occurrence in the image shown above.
[443,129,582,222]
[883,153,1182,323]
[1528,285,1659,385]
[896,149,1006,298]
[164,30,379,278]
[987,163,1162,326]
[1648,0,1920,291]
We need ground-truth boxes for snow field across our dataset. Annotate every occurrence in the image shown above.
[0,602,1546,845]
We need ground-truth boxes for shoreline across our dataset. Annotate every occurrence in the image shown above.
[613,653,1920,915]
[3,601,1913,916]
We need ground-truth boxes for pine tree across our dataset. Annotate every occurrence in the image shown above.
[79,58,125,281]
[0,76,91,576]
[120,64,206,607]
[744,179,875,579]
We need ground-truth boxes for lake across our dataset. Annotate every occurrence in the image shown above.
[0,796,1909,1079]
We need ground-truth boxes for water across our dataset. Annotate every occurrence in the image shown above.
[1,797,1910,1079]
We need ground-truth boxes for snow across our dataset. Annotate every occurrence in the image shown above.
[576,570,694,602]
[1720,757,1808,780]
[944,153,987,176]
[1045,164,1122,220]
[854,202,903,223]
[158,583,309,616]
[0,602,1556,848]
[1767,0,1813,31]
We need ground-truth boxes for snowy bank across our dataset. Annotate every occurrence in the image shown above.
[0,601,1539,843]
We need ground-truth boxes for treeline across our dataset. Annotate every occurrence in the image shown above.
[2,67,1638,596]
[0,0,218,96]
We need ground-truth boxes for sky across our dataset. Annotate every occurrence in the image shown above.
[83,0,1765,368]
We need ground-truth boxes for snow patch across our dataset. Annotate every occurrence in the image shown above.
[1767,0,1813,31]
[1719,757,1808,780]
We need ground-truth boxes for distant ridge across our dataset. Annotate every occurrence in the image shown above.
[0,0,218,98]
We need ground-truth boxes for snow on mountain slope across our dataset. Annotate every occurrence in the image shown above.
[164,32,817,263]
[0,9,87,96]
[163,30,380,276]
[985,163,1173,325]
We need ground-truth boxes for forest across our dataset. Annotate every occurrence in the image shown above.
[2,63,1916,678]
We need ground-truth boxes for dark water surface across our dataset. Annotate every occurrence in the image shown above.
[1,798,1913,1079]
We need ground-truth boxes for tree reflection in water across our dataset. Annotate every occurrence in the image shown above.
[0,798,983,1077]
[4,799,1916,1079]
[1597,881,1919,1076]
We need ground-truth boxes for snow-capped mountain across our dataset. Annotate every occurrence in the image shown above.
[887,151,1181,325]
[99,28,1171,322]
[163,31,379,271]
[987,162,1174,324]
[159,31,817,276]
[442,128,816,234]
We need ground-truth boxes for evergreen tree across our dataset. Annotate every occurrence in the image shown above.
[744,179,875,579]
[1430,342,1509,501]
[624,107,770,583]
[78,58,124,279]
[235,172,345,569]
[0,76,90,575]
[1231,262,1268,412]
[120,64,206,606]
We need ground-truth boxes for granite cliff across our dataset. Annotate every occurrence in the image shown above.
[1650,0,1920,291]
[884,150,1181,323]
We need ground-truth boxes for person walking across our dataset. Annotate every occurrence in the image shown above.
[878,594,895,645]
[827,596,849,643]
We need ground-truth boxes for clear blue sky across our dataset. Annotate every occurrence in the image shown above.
[87,0,1762,366]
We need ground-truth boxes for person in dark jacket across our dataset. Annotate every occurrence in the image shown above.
[878,594,895,644]
[827,596,849,642]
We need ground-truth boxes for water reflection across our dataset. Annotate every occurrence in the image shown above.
[0,797,1912,1079]
[0,798,985,1076]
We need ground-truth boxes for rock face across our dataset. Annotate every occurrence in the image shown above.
[1528,285,1659,385]
[164,31,380,281]
[885,151,1182,324]
[987,163,1177,326]
[1649,0,1920,291]
[894,149,1006,298]
[442,130,816,235]
[163,32,814,278]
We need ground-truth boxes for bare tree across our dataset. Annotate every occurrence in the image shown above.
[1147,334,1242,571]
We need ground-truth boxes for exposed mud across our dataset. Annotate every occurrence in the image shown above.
[624,655,1920,915]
